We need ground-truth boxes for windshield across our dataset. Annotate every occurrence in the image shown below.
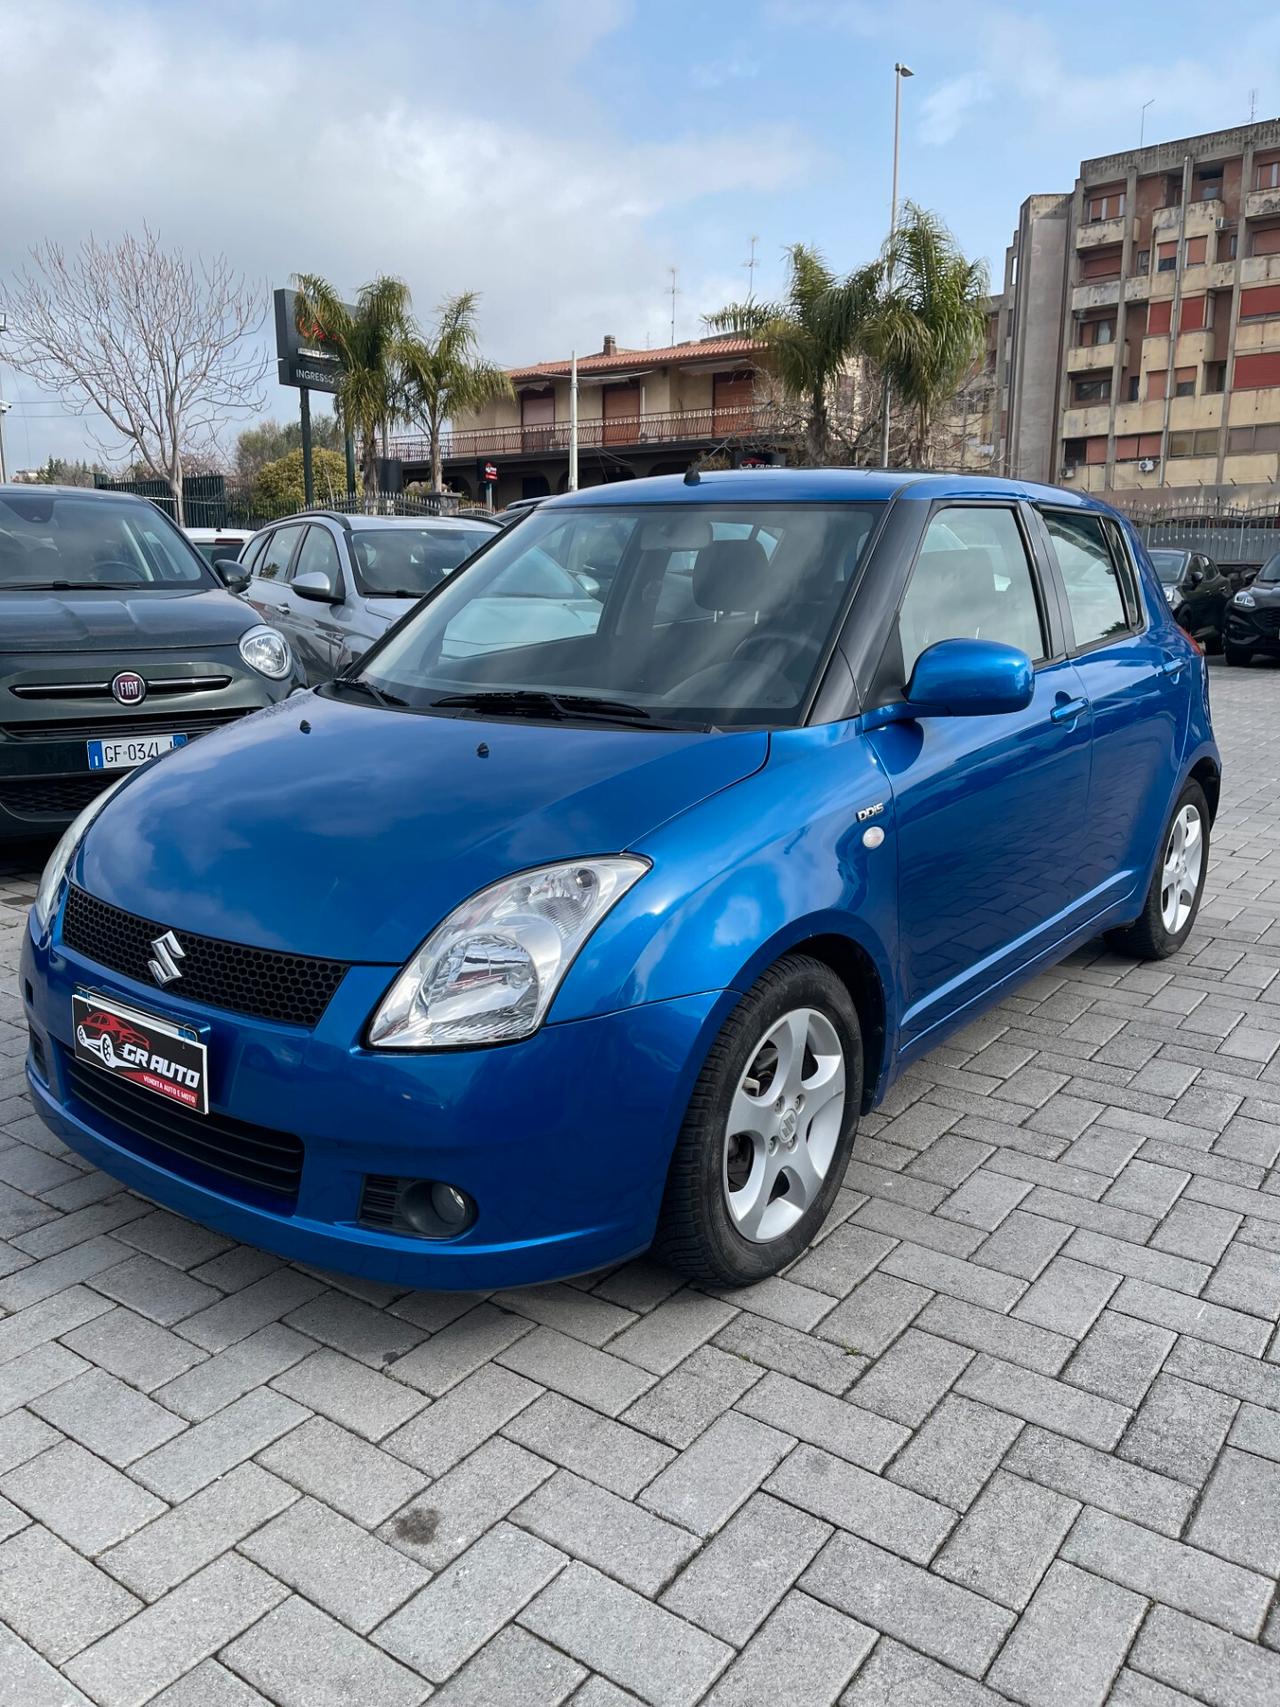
[1148,550,1188,586]
[351,525,491,597]
[1256,551,1280,585]
[346,502,882,728]
[0,492,211,589]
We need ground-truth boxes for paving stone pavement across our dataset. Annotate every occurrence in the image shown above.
[1,657,1279,1706]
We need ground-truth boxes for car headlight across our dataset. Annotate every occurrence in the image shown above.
[368,856,649,1049]
[33,775,130,933]
[1234,590,1256,609]
[239,624,292,679]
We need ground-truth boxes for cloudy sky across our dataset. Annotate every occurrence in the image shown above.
[3,0,1279,468]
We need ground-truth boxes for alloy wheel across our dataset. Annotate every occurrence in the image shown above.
[1160,803,1204,935]
[722,1006,846,1243]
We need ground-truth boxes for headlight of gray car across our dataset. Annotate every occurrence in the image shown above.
[238,624,293,680]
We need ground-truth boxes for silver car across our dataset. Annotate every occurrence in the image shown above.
[229,512,500,683]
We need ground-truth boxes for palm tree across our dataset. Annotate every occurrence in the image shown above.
[863,205,990,466]
[706,244,881,463]
[291,272,416,497]
[401,293,514,493]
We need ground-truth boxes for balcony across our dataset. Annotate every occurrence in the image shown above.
[1153,198,1225,234]
[1241,253,1280,284]
[1076,215,1125,250]
[1066,341,1127,373]
[1245,187,1280,220]
[391,404,776,465]
[1124,275,1151,302]
[1061,403,1113,437]
[1071,281,1121,311]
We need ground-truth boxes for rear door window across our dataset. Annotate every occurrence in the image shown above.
[1042,511,1135,648]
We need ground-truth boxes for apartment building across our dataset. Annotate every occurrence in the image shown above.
[994,118,1280,501]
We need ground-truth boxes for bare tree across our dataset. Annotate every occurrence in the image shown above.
[3,229,267,522]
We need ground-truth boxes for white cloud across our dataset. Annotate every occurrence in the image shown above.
[0,0,815,463]
[920,74,992,146]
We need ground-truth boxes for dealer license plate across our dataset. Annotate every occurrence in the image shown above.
[72,990,208,1114]
[87,733,188,771]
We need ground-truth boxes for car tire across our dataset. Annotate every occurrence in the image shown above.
[654,954,862,1286]
[1224,642,1252,665]
[1106,780,1210,962]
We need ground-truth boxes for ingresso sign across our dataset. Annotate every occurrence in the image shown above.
[273,287,351,394]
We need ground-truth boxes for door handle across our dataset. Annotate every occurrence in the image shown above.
[1159,657,1186,678]
[1050,696,1089,724]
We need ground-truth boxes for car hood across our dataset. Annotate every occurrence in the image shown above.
[75,692,768,963]
[0,586,256,653]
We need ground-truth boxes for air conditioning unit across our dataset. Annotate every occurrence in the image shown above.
[1138,457,1158,473]
[1061,465,1077,480]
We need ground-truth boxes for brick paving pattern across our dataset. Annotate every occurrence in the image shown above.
[1,657,1279,1705]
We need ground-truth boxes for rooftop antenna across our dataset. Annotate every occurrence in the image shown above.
[1249,87,1258,123]
[1139,98,1154,148]
[743,236,759,295]
[668,266,679,346]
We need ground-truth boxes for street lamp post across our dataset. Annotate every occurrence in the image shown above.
[0,400,9,484]
[880,61,913,468]
[568,351,579,492]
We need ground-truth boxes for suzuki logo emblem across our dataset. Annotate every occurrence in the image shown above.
[148,930,186,986]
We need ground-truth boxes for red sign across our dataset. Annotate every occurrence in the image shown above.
[483,463,498,482]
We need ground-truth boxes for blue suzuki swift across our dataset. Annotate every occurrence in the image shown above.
[24,471,1219,1288]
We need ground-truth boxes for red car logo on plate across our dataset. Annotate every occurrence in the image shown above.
[75,1010,149,1070]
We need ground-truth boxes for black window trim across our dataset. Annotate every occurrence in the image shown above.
[1034,504,1147,657]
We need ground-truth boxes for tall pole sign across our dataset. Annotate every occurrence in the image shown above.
[273,288,353,501]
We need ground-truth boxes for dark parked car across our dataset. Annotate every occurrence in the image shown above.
[1223,549,1280,664]
[232,511,497,684]
[0,486,301,838]
[1147,548,1231,650]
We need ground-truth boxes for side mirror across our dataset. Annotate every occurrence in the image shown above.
[214,558,251,594]
[292,571,341,604]
[906,638,1034,717]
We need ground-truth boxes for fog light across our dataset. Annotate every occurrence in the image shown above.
[431,1182,471,1227]
[359,1174,477,1239]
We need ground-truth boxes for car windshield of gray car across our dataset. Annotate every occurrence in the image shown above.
[0,492,210,590]
[351,527,490,597]
[1148,550,1187,586]
[330,503,883,730]
[1255,552,1280,585]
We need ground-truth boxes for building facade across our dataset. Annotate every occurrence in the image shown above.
[995,118,1280,502]
[389,334,777,509]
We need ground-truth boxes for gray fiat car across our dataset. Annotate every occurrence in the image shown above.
[0,485,301,839]
[231,511,499,683]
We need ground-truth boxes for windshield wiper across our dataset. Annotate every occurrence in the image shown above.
[2,580,144,591]
[430,689,679,729]
[334,675,409,709]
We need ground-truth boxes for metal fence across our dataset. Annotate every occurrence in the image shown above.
[1111,493,1280,567]
[95,474,467,532]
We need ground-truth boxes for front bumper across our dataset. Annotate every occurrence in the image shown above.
[1224,605,1280,655]
[0,658,291,839]
[22,909,728,1288]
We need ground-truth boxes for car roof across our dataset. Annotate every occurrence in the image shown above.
[540,468,1117,514]
[0,483,152,501]
[264,511,494,533]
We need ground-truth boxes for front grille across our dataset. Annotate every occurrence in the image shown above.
[62,886,348,1029]
[1251,607,1280,634]
[359,1173,404,1230]
[61,1048,303,1207]
[10,674,233,702]
[0,774,110,818]
[4,709,245,742]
